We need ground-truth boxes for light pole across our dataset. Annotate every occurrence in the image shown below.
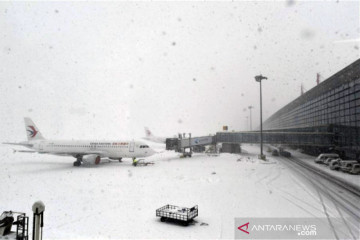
[255,75,267,160]
[248,105,254,131]
[245,116,249,131]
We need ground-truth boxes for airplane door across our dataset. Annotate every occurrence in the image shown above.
[90,144,96,151]
[39,141,44,151]
[129,142,135,152]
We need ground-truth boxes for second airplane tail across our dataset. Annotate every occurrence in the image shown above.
[24,117,45,141]
[145,127,153,138]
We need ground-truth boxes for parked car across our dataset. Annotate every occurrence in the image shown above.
[329,159,342,170]
[340,162,355,173]
[280,151,291,158]
[329,159,357,170]
[272,149,279,156]
[324,157,336,165]
[349,164,360,174]
[314,153,339,164]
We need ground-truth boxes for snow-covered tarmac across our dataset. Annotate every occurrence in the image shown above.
[0,144,359,239]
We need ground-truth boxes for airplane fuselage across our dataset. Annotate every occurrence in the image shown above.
[3,118,157,166]
[27,140,154,159]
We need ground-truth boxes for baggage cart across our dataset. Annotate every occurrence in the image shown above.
[156,204,198,226]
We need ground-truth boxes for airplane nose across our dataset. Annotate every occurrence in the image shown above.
[148,148,156,156]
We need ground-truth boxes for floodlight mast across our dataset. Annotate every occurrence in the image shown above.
[254,75,267,160]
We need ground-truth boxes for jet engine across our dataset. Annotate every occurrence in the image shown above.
[82,154,101,165]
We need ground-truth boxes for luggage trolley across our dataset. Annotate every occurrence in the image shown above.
[0,211,28,239]
[156,204,198,226]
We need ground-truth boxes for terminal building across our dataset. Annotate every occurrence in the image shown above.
[168,59,360,159]
[263,58,360,159]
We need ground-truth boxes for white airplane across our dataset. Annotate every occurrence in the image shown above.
[3,118,156,167]
[142,127,167,144]
[333,38,360,43]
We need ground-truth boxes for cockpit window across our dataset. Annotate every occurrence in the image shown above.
[140,145,149,148]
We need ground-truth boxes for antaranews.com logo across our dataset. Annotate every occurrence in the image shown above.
[235,218,354,239]
[237,221,316,236]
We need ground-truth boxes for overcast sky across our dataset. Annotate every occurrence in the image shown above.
[0,1,359,141]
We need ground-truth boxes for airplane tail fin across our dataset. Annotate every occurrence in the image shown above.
[24,117,45,141]
[145,127,153,138]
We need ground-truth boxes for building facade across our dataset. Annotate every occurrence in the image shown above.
[263,59,360,158]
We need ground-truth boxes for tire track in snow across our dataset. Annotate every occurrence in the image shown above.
[279,157,340,239]
[309,173,358,240]
[316,188,340,240]
[285,157,360,220]
[279,156,360,239]
[324,189,358,240]
[273,161,330,216]
[280,195,320,218]
[266,165,282,185]
[288,174,320,203]
[276,189,325,215]
[255,163,277,184]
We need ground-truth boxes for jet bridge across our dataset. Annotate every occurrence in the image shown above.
[166,129,337,156]
[215,131,334,146]
[179,136,215,149]
[165,135,215,157]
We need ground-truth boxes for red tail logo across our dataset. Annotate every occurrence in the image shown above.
[27,126,38,138]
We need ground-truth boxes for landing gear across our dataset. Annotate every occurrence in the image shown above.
[73,155,82,167]
[73,160,81,167]
[118,158,122,162]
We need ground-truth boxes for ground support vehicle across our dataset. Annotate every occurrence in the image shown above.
[132,159,154,167]
[156,205,198,226]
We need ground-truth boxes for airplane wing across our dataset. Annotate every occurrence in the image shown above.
[333,38,360,43]
[3,142,33,148]
[13,149,37,153]
[43,151,108,157]
[141,137,166,144]
[11,148,108,158]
